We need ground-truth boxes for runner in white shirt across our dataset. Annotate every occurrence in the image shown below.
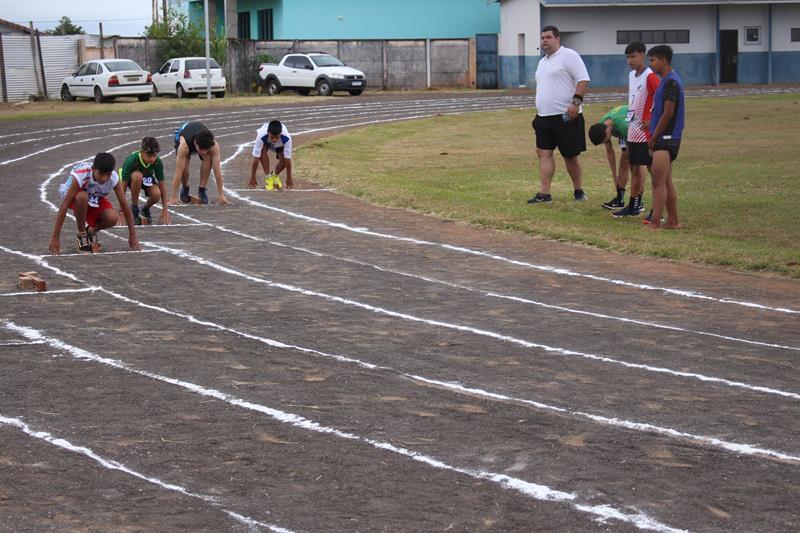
[50,152,139,255]
[248,120,294,190]
[529,26,590,204]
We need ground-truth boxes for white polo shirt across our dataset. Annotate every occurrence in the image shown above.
[534,46,590,117]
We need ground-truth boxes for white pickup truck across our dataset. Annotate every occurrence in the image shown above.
[258,53,367,96]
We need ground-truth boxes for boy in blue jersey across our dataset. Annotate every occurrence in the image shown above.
[646,45,684,230]
[247,120,294,190]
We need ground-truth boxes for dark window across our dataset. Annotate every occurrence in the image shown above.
[617,29,690,45]
[284,56,297,68]
[186,58,221,70]
[295,56,313,70]
[105,60,142,72]
[159,61,171,74]
[257,8,273,40]
[745,27,760,43]
[237,11,250,39]
[76,64,90,76]
[169,60,180,73]
[792,28,800,42]
[87,63,99,75]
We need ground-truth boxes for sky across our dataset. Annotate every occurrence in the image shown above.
[1,0,158,37]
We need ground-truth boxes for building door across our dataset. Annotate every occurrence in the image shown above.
[720,29,738,83]
[517,33,526,87]
[476,34,498,89]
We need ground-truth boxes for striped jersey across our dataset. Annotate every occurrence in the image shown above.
[59,162,119,207]
[627,67,660,143]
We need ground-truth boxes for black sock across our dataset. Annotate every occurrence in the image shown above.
[199,187,206,193]
[617,187,626,201]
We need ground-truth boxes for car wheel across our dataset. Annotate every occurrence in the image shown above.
[348,89,364,96]
[214,91,225,98]
[266,79,281,96]
[176,84,186,99]
[298,89,311,96]
[60,84,75,102]
[316,79,333,97]
[94,86,106,103]
[138,94,150,102]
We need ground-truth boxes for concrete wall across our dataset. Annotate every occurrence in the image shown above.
[773,4,800,52]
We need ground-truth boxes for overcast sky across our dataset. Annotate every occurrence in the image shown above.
[1,0,155,36]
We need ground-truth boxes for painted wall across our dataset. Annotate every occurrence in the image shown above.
[498,0,540,56]
[237,0,284,39]
[720,3,769,52]
[269,0,499,39]
[773,4,800,52]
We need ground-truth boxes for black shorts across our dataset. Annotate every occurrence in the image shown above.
[174,140,203,161]
[627,142,652,166]
[653,139,681,162]
[532,113,586,158]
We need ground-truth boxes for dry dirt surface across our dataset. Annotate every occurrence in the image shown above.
[1,91,799,533]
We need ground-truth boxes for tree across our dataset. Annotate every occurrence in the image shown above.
[144,10,226,67]
[47,16,85,35]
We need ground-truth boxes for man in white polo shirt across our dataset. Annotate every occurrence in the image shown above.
[529,25,590,204]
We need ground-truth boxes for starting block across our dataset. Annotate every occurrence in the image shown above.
[18,271,47,292]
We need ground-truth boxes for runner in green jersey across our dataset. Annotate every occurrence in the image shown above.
[120,137,170,225]
[588,105,630,210]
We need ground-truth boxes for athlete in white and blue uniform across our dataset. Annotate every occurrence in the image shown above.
[248,120,294,189]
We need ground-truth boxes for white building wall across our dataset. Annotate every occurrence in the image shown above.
[498,0,540,56]
[773,4,800,51]
[720,4,769,51]
[542,5,716,55]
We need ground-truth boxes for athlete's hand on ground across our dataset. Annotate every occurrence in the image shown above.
[48,238,60,255]
[247,177,257,189]
[129,235,141,251]
[160,211,171,225]
[217,195,230,205]
[286,178,294,189]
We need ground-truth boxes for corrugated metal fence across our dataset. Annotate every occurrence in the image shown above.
[0,34,100,102]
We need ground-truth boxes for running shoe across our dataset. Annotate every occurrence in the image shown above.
[141,206,151,222]
[527,192,552,204]
[573,189,588,201]
[642,209,653,225]
[611,206,634,218]
[180,185,190,204]
[132,204,141,225]
[602,197,625,210]
[198,188,209,205]
[272,175,282,190]
[87,228,102,252]
[76,232,93,254]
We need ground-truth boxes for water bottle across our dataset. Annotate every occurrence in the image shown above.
[562,112,571,123]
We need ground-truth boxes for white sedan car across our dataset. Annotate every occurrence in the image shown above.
[60,59,152,103]
[151,57,226,98]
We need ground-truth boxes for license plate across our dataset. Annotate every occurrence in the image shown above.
[352,81,362,86]
[125,76,141,81]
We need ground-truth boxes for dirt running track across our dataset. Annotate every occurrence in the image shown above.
[1,90,799,532]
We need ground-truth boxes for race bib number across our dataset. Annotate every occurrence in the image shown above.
[626,110,635,122]
[143,176,154,187]
[88,194,100,208]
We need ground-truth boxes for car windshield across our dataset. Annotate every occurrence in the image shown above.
[311,55,344,67]
[186,59,221,70]
[104,60,142,72]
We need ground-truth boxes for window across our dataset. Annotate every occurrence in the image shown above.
[76,64,90,76]
[284,56,297,68]
[186,59,221,70]
[159,61,171,74]
[617,30,690,45]
[311,55,343,67]
[169,61,180,73]
[745,27,760,44]
[237,11,250,39]
[294,56,313,70]
[257,8,273,40]
[792,28,800,42]
[105,60,142,72]
[86,63,99,75]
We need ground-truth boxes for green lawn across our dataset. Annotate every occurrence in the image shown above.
[297,94,800,278]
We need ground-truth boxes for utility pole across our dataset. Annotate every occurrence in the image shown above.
[163,0,168,26]
[204,0,211,99]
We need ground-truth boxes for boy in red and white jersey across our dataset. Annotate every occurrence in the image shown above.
[49,152,140,255]
[614,42,660,218]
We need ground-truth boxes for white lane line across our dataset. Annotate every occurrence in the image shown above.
[0,287,98,297]
[3,321,687,533]
[223,189,800,315]
[157,207,800,354]
[42,249,164,257]
[138,241,800,402]
[2,244,797,465]
[0,414,292,533]
[0,340,47,346]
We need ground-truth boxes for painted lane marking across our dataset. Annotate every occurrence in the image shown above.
[3,321,687,533]
[3,244,798,464]
[0,287,98,297]
[0,414,292,533]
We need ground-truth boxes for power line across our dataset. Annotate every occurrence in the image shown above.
[10,18,152,24]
